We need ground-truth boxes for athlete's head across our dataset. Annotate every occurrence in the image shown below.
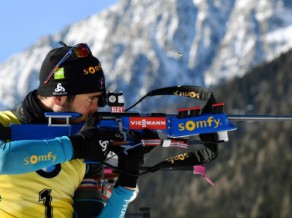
[37,42,106,122]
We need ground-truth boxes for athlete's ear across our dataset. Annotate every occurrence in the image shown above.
[52,96,63,106]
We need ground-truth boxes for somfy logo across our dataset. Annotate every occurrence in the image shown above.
[24,152,57,165]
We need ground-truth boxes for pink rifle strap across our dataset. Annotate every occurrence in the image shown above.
[193,165,214,186]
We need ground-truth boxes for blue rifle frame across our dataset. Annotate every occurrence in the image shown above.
[10,112,237,141]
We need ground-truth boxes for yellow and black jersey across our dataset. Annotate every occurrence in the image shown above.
[0,110,86,217]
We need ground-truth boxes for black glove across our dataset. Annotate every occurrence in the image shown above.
[69,113,125,161]
[111,129,158,188]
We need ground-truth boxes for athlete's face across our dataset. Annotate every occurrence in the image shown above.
[62,92,103,123]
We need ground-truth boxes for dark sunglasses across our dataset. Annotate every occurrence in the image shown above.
[43,43,92,84]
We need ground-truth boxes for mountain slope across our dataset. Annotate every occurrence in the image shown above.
[0,1,291,217]
[127,49,292,218]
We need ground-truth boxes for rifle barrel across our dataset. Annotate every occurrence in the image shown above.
[227,115,292,121]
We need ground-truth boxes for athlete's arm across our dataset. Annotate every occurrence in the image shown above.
[0,136,73,174]
[0,121,124,174]
[73,164,135,218]
[97,186,135,218]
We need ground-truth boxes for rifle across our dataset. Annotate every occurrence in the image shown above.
[11,86,237,140]
[9,86,292,184]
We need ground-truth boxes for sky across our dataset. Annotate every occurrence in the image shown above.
[0,0,118,63]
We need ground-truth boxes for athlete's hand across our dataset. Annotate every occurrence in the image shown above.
[110,129,158,188]
[69,113,126,161]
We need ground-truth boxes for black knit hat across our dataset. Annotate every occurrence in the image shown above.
[37,43,106,100]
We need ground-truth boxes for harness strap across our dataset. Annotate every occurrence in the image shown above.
[125,85,216,112]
